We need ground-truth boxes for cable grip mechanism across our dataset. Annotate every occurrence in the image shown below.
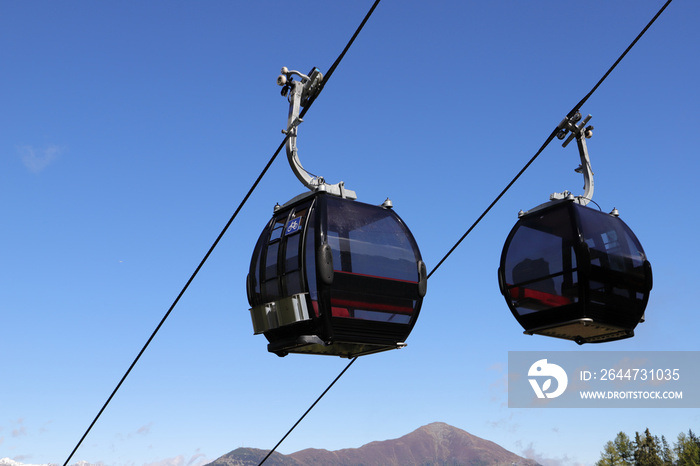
[551,112,595,206]
[277,66,357,200]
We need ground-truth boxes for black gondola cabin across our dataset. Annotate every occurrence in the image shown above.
[498,200,652,344]
[247,191,427,357]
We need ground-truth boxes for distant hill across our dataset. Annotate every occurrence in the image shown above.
[207,422,540,466]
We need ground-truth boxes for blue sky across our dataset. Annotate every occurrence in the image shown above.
[2,1,698,465]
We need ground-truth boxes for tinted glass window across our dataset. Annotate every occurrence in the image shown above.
[577,207,646,274]
[285,270,303,296]
[269,217,285,242]
[281,206,308,296]
[284,234,300,271]
[254,203,314,305]
[265,242,279,278]
[576,206,648,308]
[326,197,419,281]
[504,207,578,315]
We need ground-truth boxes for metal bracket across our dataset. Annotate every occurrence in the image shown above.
[551,112,595,206]
[277,66,357,200]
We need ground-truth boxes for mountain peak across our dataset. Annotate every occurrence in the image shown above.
[208,422,539,466]
[417,421,471,440]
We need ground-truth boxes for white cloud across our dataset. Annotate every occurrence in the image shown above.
[185,451,208,466]
[0,453,209,466]
[18,145,62,173]
[0,459,107,466]
[141,452,210,466]
[0,457,44,466]
[518,440,581,466]
[143,455,184,466]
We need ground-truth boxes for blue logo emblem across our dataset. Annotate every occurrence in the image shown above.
[285,217,303,235]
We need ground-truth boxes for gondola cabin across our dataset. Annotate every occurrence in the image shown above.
[498,200,652,344]
[247,191,427,357]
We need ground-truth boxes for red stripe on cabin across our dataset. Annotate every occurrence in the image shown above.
[509,286,572,307]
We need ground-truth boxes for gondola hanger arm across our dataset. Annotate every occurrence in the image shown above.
[278,66,357,200]
[551,112,595,206]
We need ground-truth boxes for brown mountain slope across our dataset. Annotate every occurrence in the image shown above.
[208,422,539,466]
[207,447,301,466]
[289,422,537,466]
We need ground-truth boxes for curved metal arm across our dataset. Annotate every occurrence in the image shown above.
[284,78,316,189]
[551,113,595,206]
[278,67,357,200]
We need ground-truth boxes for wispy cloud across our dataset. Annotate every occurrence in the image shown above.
[18,145,62,173]
[9,455,35,464]
[0,453,208,466]
[140,452,210,466]
[137,423,153,435]
[485,412,519,433]
[114,423,155,442]
[487,362,508,406]
[517,440,581,466]
[143,455,184,466]
[0,459,107,466]
[185,450,208,466]
[39,421,52,434]
[11,419,26,438]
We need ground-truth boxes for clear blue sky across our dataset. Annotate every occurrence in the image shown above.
[2,1,698,465]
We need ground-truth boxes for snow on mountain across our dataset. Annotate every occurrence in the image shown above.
[0,459,95,466]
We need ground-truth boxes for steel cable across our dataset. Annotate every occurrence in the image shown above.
[428,0,673,279]
[262,3,675,463]
[62,0,382,463]
[63,0,671,463]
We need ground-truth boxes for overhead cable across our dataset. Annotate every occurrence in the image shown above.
[428,0,673,279]
[64,0,670,463]
[263,3,675,462]
[62,0,383,463]
[257,2,383,464]
[257,357,359,466]
[62,135,291,466]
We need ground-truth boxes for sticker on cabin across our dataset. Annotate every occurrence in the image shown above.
[285,216,303,235]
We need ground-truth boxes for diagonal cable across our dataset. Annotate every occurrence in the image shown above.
[62,136,289,466]
[428,0,673,279]
[257,357,358,466]
[428,129,559,279]
[567,0,673,118]
[256,2,383,464]
[259,3,672,462]
[64,0,671,463]
[300,0,381,119]
[63,1,382,465]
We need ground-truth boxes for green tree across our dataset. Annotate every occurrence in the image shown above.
[615,432,635,466]
[689,430,700,451]
[596,432,635,466]
[634,429,662,466]
[658,435,674,466]
[676,431,700,466]
[597,440,622,466]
